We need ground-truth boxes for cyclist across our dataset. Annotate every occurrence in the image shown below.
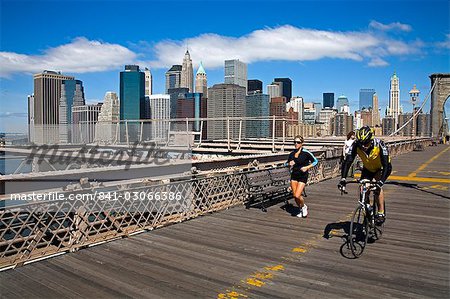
[338,126,392,223]
[288,135,318,218]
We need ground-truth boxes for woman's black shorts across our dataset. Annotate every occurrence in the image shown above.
[291,171,308,184]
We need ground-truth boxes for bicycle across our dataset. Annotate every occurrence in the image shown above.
[339,179,386,257]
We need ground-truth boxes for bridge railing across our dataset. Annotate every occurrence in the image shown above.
[0,137,433,270]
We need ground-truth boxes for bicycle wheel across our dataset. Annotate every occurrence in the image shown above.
[373,201,386,240]
[349,205,369,257]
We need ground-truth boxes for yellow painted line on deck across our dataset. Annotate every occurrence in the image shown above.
[408,146,450,177]
[354,173,450,184]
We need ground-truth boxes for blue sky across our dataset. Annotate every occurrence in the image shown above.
[1,0,449,133]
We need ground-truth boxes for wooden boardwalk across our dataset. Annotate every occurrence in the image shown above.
[1,145,449,298]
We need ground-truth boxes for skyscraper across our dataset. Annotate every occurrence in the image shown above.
[195,61,207,97]
[120,65,146,120]
[144,68,152,96]
[274,78,292,101]
[372,93,381,126]
[267,82,282,99]
[323,93,334,109]
[248,80,263,93]
[245,92,270,138]
[359,89,375,110]
[286,97,304,123]
[207,84,246,139]
[120,65,146,142]
[181,50,194,92]
[270,97,287,137]
[32,70,75,144]
[165,65,182,93]
[387,72,400,126]
[59,79,85,143]
[224,59,247,89]
[168,87,189,119]
[149,94,170,140]
[95,92,120,143]
[336,95,349,113]
[333,113,354,136]
[72,103,102,143]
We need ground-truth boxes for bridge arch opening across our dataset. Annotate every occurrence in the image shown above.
[430,73,450,139]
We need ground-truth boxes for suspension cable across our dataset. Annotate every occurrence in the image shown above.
[389,78,438,136]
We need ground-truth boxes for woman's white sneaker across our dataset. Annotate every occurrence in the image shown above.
[302,205,308,218]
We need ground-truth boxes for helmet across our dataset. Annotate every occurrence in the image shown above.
[356,126,374,145]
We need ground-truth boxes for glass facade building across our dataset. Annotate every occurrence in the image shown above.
[245,92,270,138]
[120,65,146,120]
[323,93,334,109]
[274,78,292,101]
[359,89,375,110]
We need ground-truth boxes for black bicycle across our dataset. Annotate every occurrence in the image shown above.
[340,179,385,257]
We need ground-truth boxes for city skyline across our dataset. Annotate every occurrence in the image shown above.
[1,0,449,133]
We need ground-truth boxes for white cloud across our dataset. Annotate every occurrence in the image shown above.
[368,57,389,67]
[0,24,424,76]
[436,33,450,49]
[0,37,137,77]
[149,25,420,69]
[369,20,412,32]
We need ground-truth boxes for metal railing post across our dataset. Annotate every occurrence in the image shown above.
[272,115,276,152]
[282,119,286,151]
[125,120,129,145]
[140,121,143,142]
[227,117,231,151]
[238,119,242,150]
[198,120,203,148]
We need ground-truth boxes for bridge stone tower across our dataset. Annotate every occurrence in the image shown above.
[430,73,450,137]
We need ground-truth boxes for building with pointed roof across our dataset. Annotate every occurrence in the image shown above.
[195,61,208,97]
[181,50,194,92]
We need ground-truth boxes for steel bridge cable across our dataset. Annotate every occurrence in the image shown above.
[389,78,438,136]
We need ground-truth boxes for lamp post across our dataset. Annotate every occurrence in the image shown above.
[409,84,420,137]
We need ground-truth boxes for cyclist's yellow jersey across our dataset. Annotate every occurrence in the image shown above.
[356,138,391,173]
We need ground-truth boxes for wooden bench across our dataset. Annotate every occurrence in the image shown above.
[245,167,306,212]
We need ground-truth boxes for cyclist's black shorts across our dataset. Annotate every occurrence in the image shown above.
[291,171,308,184]
[361,164,392,181]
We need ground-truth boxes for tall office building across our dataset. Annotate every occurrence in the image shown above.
[195,62,207,97]
[267,82,282,99]
[333,112,354,136]
[149,94,170,140]
[224,59,247,89]
[59,80,85,143]
[359,89,375,110]
[274,78,292,101]
[270,97,288,137]
[286,97,304,123]
[323,93,334,109]
[372,93,381,126]
[382,117,396,136]
[303,103,316,124]
[417,113,431,136]
[144,68,152,96]
[245,91,270,138]
[95,92,120,143]
[318,108,337,136]
[176,92,206,132]
[207,84,246,140]
[248,80,263,93]
[165,65,182,93]
[120,65,146,142]
[120,65,146,120]
[181,50,194,92]
[336,95,349,113]
[72,103,103,143]
[387,72,400,125]
[168,87,190,119]
[31,70,75,144]
[398,113,414,136]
